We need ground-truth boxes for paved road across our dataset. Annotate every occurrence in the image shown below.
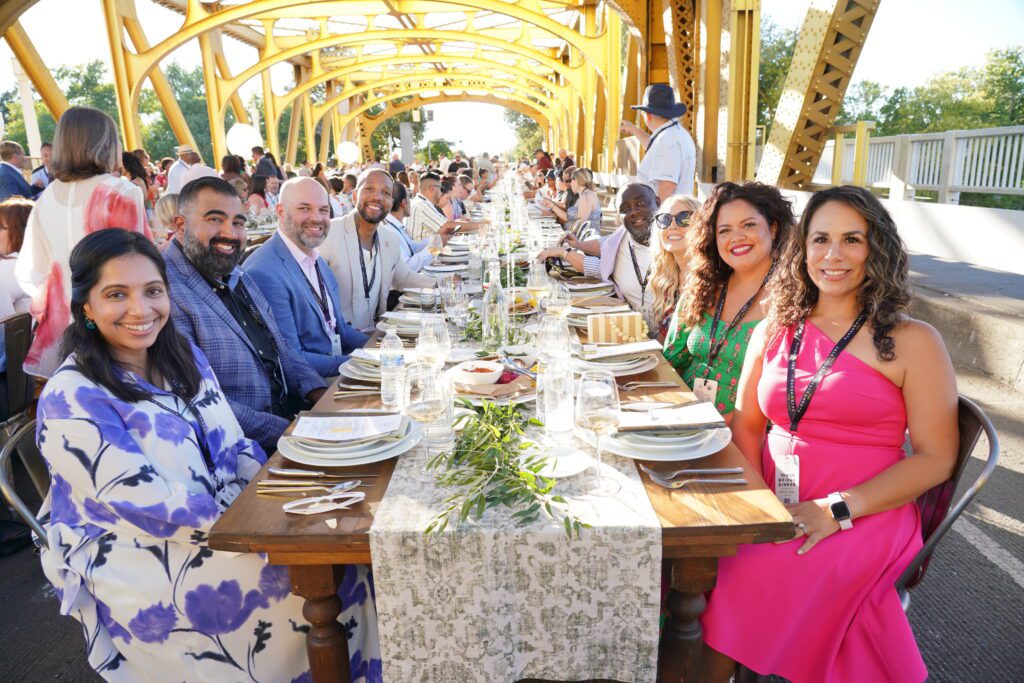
[2,367,1023,682]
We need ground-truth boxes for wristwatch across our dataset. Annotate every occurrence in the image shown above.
[827,492,853,530]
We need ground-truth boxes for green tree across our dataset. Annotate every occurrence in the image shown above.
[141,63,235,164]
[503,109,544,161]
[757,18,798,130]
[370,109,426,162]
[419,138,456,163]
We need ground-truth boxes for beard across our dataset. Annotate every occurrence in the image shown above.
[625,220,652,246]
[357,201,387,224]
[183,230,242,279]
[283,215,328,249]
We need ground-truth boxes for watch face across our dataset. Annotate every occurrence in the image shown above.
[830,499,852,521]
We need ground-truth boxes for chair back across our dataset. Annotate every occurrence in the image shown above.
[2,312,32,419]
[896,395,999,601]
[0,421,48,547]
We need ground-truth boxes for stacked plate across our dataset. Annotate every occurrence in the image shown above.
[601,426,731,462]
[566,304,632,329]
[572,353,660,377]
[424,262,468,275]
[338,357,382,383]
[278,417,423,467]
[378,310,426,337]
[565,279,617,299]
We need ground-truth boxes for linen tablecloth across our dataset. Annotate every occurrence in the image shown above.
[369,436,662,682]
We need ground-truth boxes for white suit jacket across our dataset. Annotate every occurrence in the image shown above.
[320,210,436,333]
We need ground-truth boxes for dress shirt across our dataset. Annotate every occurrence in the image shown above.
[407,193,446,241]
[31,165,52,189]
[165,159,190,194]
[636,119,697,197]
[383,214,432,272]
[278,230,337,333]
[611,233,651,311]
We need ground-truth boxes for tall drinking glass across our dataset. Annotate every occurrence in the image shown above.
[575,370,621,496]
[406,362,447,460]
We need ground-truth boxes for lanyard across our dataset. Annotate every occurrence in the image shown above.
[646,121,679,151]
[706,267,774,368]
[388,216,416,256]
[357,231,380,301]
[627,240,650,306]
[303,261,333,327]
[786,311,868,432]
[144,392,215,473]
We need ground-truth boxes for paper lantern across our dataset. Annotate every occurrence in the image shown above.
[337,141,360,164]
[226,123,264,157]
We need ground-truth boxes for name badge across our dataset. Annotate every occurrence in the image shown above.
[774,453,800,504]
[693,377,718,404]
[330,333,343,356]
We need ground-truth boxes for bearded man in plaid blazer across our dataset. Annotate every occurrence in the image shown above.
[164,177,326,454]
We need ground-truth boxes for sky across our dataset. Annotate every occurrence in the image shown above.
[0,0,1021,156]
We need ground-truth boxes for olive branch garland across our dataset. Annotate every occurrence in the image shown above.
[424,400,589,538]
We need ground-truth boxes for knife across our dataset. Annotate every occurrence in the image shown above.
[268,467,382,478]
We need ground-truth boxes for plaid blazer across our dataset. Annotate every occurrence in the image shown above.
[164,239,325,453]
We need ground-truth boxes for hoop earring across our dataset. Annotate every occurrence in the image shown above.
[85,317,97,330]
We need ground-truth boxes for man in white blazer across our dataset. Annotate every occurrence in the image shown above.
[320,169,436,333]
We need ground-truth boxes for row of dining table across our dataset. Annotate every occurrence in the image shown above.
[208,349,794,682]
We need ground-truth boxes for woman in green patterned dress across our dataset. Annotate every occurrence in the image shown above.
[663,182,794,419]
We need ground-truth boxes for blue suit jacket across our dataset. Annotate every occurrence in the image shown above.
[163,239,326,453]
[0,163,37,201]
[243,233,369,377]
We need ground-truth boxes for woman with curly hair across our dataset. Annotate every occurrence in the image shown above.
[699,186,958,683]
[663,181,793,417]
[644,194,701,341]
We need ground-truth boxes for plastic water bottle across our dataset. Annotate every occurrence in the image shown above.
[379,324,405,411]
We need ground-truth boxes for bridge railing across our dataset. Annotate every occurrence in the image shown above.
[810,125,1024,204]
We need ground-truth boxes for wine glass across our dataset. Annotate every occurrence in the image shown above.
[427,233,444,264]
[416,314,451,367]
[405,362,447,459]
[575,370,622,496]
[546,282,572,319]
[526,263,550,311]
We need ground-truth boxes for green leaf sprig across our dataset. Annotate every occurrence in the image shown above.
[424,400,588,538]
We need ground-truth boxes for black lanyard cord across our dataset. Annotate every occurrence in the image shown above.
[302,261,332,326]
[646,121,679,151]
[357,231,380,301]
[627,240,650,306]
[705,266,774,371]
[786,311,869,433]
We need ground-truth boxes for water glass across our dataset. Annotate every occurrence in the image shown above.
[575,370,622,496]
[543,363,575,445]
[417,314,451,366]
[546,282,572,319]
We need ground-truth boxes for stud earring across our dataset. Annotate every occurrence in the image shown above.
[85,317,97,330]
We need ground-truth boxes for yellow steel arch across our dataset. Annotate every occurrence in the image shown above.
[363,94,549,141]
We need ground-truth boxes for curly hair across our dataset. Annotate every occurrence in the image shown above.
[647,194,702,329]
[766,185,910,361]
[675,182,795,329]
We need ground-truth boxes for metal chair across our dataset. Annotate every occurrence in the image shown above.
[0,421,49,548]
[1,312,33,425]
[895,394,1000,612]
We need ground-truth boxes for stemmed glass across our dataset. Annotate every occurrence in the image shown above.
[442,280,471,347]
[575,370,622,496]
[546,282,572,319]
[526,263,550,312]
[405,362,448,460]
[427,233,444,264]
[416,314,451,367]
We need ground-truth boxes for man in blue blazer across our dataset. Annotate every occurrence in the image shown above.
[244,177,369,377]
[0,141,39,201]
[164,176,326,454]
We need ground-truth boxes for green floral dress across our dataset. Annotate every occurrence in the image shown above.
[662,310,760,414]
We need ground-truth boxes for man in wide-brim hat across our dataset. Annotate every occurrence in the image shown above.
[620,83,697,203]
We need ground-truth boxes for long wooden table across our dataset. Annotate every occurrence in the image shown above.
[209,359,794,682]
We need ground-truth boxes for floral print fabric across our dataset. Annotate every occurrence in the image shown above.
[35,347,381,682]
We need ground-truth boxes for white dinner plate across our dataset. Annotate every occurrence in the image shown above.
[338,362,382,384]
[424,263,468,273]
[601,426,731,462]
[617,429,706,446]
[573,355,659,377]
[284,418,412,456]
[524,444,592,478]
[279,422,423,467]
[608,429,716,455]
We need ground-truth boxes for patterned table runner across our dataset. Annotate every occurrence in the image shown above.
[369,434,662,682]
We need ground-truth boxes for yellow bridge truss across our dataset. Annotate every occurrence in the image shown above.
[4,0,879,183]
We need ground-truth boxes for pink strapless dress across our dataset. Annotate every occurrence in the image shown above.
[700,321,926,683]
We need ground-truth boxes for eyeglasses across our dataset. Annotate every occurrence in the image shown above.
[653,211,693,229]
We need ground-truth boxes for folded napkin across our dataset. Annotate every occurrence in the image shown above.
[617,401,726,433]
[454,374,534,398]
[572,295,625,309]
[581,339,662,361]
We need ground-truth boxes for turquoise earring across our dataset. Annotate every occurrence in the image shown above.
[85,318,97,330]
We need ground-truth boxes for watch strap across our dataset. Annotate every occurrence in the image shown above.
[827,492,853,530]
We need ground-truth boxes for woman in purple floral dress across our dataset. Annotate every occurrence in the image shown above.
[35,229,381,682]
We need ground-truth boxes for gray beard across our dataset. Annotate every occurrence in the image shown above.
[283,218,327,250]
[626,224,652,246]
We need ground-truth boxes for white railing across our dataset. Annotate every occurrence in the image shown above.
[810,125,1024,203]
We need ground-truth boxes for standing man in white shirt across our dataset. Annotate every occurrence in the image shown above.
[165,145,196,194]
[620,84,696,203]
[30,142,53,191]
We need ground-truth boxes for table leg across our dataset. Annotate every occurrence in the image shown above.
[289,564,350,683]
[658,556,718,683]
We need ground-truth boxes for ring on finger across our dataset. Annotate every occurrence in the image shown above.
[796,522,807,534]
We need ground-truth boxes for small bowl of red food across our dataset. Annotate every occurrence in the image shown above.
[450,360,504,386]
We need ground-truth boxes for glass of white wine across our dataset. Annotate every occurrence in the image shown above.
[416,314,451,367]
[427,233,444,264]
[546,282,572,319]
[405,362,447,459]
[526,263,550,312]
[575,370,622,496]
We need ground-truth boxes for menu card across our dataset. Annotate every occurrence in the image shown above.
[290,414,403,443]
[617,401,726,433]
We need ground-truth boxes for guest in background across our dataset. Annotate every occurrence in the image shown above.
[265,174,281,210]
[320,169,436,333]
[541,168,601,234]
[164,144,196,194]
[244,177,368,377]
[644,194,701,341]
[16,106,150,378]
[382,181,433,273]
[151,193,179,249]
[245,174,271,216]
[220,154,245,185]
[328,177,352,216]
[0,140,39,201]
[229,178,249,203]
[30,141,53,191]
[620,84,697,203]
[154,157,172,190]
[663,182,793,418]
[0,197,32,313]
[122,150,155,221]
[534,148,554,171]
[407,169,420,197]
[700,185,957,683]
[163,177,326,453]
[252,146,284,180]
[389,151,406,176]
[36,227,381,681]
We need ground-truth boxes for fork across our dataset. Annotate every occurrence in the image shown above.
[640,464,744,480]
[618,381,680,391]
[650,477,748,490]
[258,480,367,496]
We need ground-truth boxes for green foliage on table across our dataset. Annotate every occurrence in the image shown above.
[424,401,588,538]
[463,309,483,342]
[499,267,527,289]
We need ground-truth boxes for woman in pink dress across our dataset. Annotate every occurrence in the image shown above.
[699,186,959,682]
[15,106,150,377]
